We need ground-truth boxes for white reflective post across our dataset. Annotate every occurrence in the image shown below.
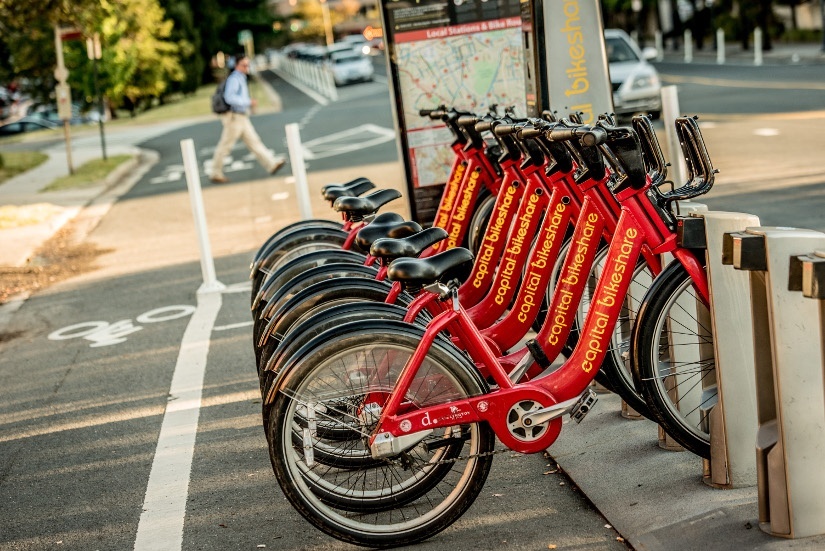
[716,28,726,64]
[684,29,693,63]
[655,29,664,61]
[754,27,764,66]
[285,123,313,220]
[660,86,686,186]
[180,139,225,294]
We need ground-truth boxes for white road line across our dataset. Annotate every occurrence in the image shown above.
[133,290,223,551]
[213,320,254,331]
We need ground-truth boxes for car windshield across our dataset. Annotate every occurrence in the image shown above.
[606,37,639,63]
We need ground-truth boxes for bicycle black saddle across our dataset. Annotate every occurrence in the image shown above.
[333,188,402,221]
[371,227,449,264]
[321,178,375,204]
[387,247,475,292]
[354,214,422,253]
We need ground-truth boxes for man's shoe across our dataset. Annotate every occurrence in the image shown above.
[210,175,230,184]
[270,159,286,175]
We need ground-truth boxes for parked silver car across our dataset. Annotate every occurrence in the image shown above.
[605,29,662,119]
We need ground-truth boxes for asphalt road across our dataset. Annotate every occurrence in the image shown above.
[2,56,824,550]
[0,67,629,551]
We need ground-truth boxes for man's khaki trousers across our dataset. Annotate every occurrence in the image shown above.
[211,112,277,178]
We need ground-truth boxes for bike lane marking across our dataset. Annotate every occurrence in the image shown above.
[133,290,223,551]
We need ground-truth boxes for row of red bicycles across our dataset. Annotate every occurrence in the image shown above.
[248,107,717,547]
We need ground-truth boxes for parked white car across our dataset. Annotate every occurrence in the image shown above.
[328,51,374,86]
[339,34,371,56]
[605,29,662,119]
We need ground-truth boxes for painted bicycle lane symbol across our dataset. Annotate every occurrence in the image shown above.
[48,305,197,348]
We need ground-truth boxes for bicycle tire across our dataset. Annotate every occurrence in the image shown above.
[268,320,494,547]
[467,192,496,256]
[631,260,714,459]
[252,219,344,265]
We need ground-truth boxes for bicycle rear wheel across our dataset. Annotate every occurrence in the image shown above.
[631,260,714,459]
[268,321,495,547]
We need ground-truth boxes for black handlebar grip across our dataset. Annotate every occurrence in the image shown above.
[580,128,608,147]
[457,115,480,127]
[475,120,493,132]
[493,124,518,136]
[518,127,543,139]
[419,109,433,116]
[545,127,577,142]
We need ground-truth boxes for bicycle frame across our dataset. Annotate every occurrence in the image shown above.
[369,137,711,458]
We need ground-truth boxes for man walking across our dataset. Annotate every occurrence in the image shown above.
[210,54,285,183]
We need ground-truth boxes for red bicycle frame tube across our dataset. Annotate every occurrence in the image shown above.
[426,143,499,256]
[457,158,525,307]
[465,175,548,327]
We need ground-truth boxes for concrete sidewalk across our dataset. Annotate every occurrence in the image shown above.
[656,40,825,66]
[0,119,210,269]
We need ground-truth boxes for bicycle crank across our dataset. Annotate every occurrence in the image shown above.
[521,388,598,427]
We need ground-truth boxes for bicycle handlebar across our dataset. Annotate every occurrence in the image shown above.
[545,126,607,147]
[419,107,448,119]
[457,115,480,127]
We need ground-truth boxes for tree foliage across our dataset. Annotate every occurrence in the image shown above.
[0,0,274,112]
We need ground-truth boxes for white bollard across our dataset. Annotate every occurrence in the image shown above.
[716,28,725,64]
[655,29,664,61]
[684,29,693,63]
[754,27,764,66]
[660,85,686,186]
[180,139,225,294]
[284,123,313,221]
[727,227,825,538]
[789,249,825,415]
[691,211,761,488]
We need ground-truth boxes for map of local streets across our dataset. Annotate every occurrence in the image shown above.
[395,19,526,187]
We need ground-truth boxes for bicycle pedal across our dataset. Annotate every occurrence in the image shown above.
[570,388,598,424]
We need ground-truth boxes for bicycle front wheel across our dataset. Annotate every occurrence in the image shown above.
[268,322,495,547]
[632,260,714,459]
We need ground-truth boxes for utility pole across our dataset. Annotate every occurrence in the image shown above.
[821,0,825,52]
[53,25,74,175]
[87,33,107,160]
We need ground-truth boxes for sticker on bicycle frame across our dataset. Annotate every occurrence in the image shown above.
[477,401,489,413]
[48,305,196,348]
[400,420,412,433]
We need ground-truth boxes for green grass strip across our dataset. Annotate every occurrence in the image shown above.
[0,151,49,185]
[41,154,133,192]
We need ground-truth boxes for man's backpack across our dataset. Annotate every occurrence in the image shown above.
[211,80,231,114]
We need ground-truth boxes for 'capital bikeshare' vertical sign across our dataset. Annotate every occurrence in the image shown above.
[522,0,613,122]
[379,0,526,223]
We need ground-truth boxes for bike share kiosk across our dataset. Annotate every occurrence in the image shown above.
[724,227,825,538]
[377,0,525,224]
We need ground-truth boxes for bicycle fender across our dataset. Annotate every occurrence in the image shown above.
[258,278,400,348]
[252,219,343,265]
[251,226,348,276]
[253,250,368,311]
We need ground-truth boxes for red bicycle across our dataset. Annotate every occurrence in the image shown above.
[263,116,715,547]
